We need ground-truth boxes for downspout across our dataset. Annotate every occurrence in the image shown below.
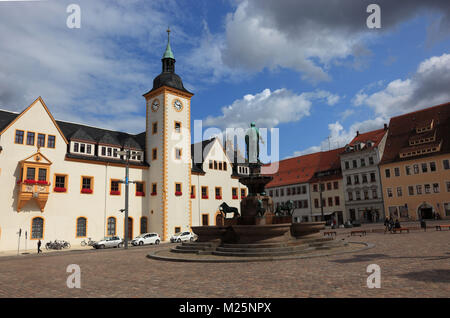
[104,163,108,237]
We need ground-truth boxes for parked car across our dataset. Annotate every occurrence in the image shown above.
[93,236,123,249]
[132,233,161,246]
[170,231,198,243]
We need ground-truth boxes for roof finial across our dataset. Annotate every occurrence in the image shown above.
[163,26,174,59]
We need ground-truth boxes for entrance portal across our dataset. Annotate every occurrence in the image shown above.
[418,203,433,219]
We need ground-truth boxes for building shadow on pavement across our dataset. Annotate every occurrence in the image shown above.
[397,269,450,283]
[330,253,450,264]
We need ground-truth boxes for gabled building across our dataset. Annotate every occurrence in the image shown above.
[340,126,388,223]
[266,152,321,222]
[0,33,246,252]
[379,102,450,220]
[309,148,346,224]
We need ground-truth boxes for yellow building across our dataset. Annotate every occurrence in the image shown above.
[380,102,450,220]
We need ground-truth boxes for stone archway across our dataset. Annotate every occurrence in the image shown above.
[418,203,434,220]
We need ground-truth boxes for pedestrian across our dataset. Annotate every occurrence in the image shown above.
[37,239,42,254]
[388,216,394,233]
[394,219,401,229]
[384,217,389,233]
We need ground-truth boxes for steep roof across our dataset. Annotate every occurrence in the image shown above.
[380,102,450,164]
[0,109,18,132]
[190,138,216,174]
[348,128,387,148]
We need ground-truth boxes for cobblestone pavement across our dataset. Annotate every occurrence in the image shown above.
[0,229,449,298]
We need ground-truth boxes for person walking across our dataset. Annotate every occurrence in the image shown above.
[384,217,389,233]
[388,216,394,233]
[37,239,42,254]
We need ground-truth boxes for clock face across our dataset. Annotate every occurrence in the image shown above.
[174,99,183,111]
[151,99,159,112]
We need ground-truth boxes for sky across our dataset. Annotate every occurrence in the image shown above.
[0,0,449,160]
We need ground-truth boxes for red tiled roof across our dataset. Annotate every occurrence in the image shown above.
[265,147,345,188]
[265,152,321,188]
[380,102,450,164]
[349,128,387,148]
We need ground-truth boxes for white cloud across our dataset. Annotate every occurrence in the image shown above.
[203,88,340,130]
[355,53,450,117]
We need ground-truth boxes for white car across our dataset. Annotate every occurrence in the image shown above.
[170,231,198,243]
[93,236,123,249]
[132,233,161,246]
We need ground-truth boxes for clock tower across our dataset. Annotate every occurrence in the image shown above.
[143,29,194,241]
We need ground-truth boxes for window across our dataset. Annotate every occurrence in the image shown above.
[328,197,333,207]
[231,187,238,199]
[107,148,112,156]
[201,186,208,199]
[241,188,247,198]
[348,192,353,201]
[447,182,450,193]
[345,161,350,169]
[80,144,85,153]
[214,161,218,170]
[175,183,182,196]
[327,183,332,191]
[421,163,428,173]
[413,164,419,174]
[314,199,319,208]
[408,186,414,196]
[287,188,291,196]
[136,182,145,196]
[335,196,340,206]
[313,184,318,192]
[320,183,325,191]
[110,180,120,195]
[26,167,35,181]
[433,183,440,193]
[352,160,357,168]
[364,190,369,200]
[87,144,91,154]
[333,182,338,190]
[37,134,45,147]
[202,214,209,226]
[445,203,450,217]
[74,142,79,152]
[152,122,158,135]
[175,148,182,160]
[405,166,411,175]
[275,189,279,197]
[140,217,148,234]
[218,162,223,170]
[190,185,196,199]
[26,132,35,145]
[416,185,422,195]
[355,191,361,200]
[76,217,87,237]
[444,159,450,170]
[152,148,157,161]
[430,162,436,172]
[82,176,93,194]
[362,174,368,183]
[38,168,47,181]
[15,130,24,144]
[387,188,393,198]
[151,183,157,195]
[372,189,378,199]
[424,184,431,194]
[174,121,181,133]
[385,169,390,178]
[31,217,44,239]
[47,135,55,148]
[370,173,376,182]
[224,162,227,171]
[354,175,359,184]
[209,160,213,169]
[360,158,365,167]
[394,167,400,177]
[54,174,67,192]
[346,176,352,185]
[280,189,284,196]
[107,217,116,236]
[174,227,181,234]
[397,187,402,197]
[369,157,374,165]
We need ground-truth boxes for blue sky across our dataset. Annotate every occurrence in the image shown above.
[0,0,449,159]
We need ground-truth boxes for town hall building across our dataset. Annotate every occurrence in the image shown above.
[0,33,247,252]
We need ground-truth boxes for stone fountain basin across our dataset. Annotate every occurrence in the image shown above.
[290,222,325,238]
[231,224,292,243]
[192,226,228,242]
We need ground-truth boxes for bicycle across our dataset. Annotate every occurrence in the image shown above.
[80,237,95,247]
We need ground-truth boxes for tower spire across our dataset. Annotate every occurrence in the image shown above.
[163,27,174,60]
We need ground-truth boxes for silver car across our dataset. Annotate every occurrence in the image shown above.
[170,231,198,243]
[93,236,123,249]
[131,233,161,246]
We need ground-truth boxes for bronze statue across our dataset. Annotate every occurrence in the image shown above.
[245,122,260,164]
[219,202,240,219]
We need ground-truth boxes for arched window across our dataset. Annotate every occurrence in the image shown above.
[107,217,116,236]
[31,217,44,239]
[76,217,87,237]
[140,217,148,234]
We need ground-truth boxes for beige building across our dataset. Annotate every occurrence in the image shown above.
[0,35,246,252]
[380,103,450,220]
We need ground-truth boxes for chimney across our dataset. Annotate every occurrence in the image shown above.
[384,123,388,130]
[356,131,359,136]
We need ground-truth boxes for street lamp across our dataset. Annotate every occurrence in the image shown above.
[117,149,135,249]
